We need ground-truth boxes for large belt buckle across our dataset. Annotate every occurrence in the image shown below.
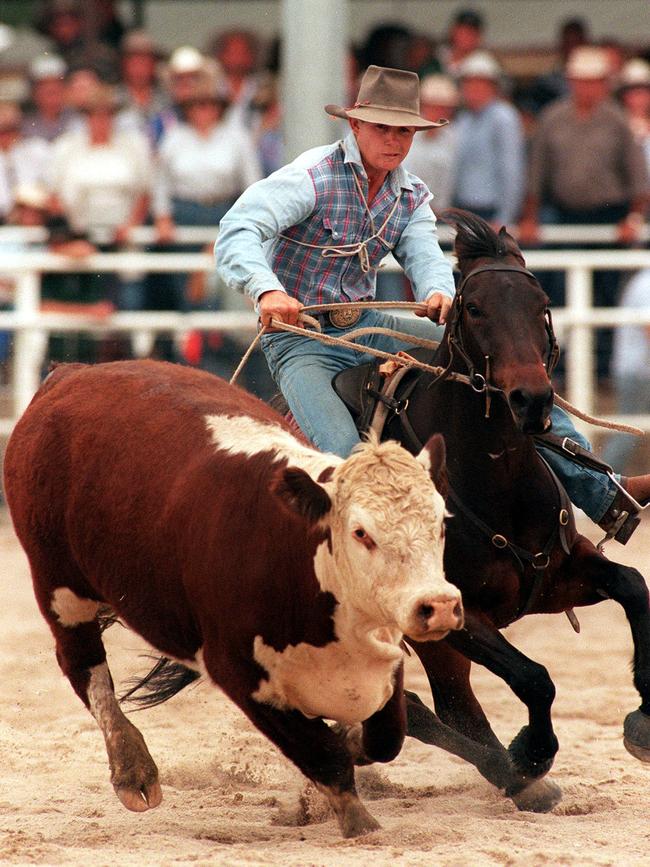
[328,308,362,329]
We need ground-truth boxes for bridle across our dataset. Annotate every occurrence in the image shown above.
[445,263,560,401]
[433,263,568,606]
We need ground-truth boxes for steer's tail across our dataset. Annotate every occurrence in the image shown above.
[120,656,200,709]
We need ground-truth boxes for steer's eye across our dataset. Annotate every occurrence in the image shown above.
[466,303,481,319]
[353,528,376,550]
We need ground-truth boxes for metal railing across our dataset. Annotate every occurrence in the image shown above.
[2,246,650,438]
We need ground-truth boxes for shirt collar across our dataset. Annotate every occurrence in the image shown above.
[341,130,414,194]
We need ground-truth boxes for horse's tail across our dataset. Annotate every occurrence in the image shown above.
[120,656,201,710]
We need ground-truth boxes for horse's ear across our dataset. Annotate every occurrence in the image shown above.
[417,434,448,499]
[498,225,526,266]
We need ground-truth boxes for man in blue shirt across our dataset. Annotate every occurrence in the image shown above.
[216,64,650,540]
[452,51,525,228]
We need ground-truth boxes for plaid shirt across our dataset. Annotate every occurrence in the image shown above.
[216,132,455,305]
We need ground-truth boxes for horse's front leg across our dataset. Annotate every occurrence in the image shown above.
[572,537,650,762]
[445,611,559,778]
[408,635,562,812]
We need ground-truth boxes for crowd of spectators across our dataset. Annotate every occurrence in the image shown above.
[0,1,649,409]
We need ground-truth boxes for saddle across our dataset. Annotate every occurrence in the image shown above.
[332,347,435,452]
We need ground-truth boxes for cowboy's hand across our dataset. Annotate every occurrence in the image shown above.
[416,292,453,325]
[258,290,303,329]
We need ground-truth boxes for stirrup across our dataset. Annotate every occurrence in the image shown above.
[597,473,649,550]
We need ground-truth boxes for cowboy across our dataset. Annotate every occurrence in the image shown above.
[215,64,650,541]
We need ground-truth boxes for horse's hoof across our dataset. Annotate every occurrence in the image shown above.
[623,709,650,763]
[340,803,381,838]
[510,778,562,813]
[508,725,558,778]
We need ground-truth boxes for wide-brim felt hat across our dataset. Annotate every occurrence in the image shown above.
[325,65,448,129]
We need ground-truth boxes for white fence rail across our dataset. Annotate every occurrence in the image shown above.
[2,247,650,438]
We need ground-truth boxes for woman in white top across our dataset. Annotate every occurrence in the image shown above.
[48,83,152,310]
[49,83,151,246]
[153,79,262,242]
[152,75,261,318]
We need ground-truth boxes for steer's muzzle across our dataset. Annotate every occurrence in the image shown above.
[407,592,464,641]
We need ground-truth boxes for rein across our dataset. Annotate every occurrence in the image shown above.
[230,294,643,437]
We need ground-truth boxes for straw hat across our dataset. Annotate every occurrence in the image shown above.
[420,74,459,106]
[167,46,205,76]
[325,65,448,129]
[13,183,49,211]
[565,46,611,80]
[457,51,501,81]
[121,29,165,59]
[618,58,650,90]
[29,54,67,81]
[81,83,122,114]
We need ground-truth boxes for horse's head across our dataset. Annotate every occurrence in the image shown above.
[441,209,558,435]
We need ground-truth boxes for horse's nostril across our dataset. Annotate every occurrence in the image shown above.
[418,604,434,621]
[509,388,530,410]
[453,601,463,620]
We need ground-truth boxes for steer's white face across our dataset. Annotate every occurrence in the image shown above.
[205,415,462,640]
[317,438,462,641]
[206,415,463,724]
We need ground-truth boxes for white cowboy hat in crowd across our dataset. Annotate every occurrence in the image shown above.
[618,57,650,90]
[420,74,460,106]
[565,46,612,80]
[457,51,502,81]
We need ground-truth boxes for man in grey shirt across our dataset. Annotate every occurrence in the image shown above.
[521,45,647,242]
[520,45,648,379]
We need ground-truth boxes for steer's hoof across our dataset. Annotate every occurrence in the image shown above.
[623,709,650,763]
[509,778,562,813]
[115,780,163,812]
[508,725,557,779]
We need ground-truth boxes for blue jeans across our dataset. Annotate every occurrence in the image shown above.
[262,309,618,522]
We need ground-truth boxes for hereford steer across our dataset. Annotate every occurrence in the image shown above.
[4,360,462,839]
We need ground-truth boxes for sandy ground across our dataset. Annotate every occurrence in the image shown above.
[3,510,650,867]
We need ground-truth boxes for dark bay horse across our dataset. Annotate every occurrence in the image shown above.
[366,210,650,809]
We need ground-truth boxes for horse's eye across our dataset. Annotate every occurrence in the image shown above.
[353,528,376,550]
[466,303,481,319]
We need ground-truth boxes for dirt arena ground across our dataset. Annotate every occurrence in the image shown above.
[2,509,650,867]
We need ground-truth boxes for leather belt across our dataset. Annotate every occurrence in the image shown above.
[316,308,364,329]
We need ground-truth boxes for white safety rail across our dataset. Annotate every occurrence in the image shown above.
[2,246,650,438]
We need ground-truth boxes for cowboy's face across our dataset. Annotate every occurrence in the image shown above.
[349,119,416,175]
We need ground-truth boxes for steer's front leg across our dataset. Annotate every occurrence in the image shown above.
[239,694,380,838]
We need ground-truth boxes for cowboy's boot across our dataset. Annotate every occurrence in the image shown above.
[598,474,650,545]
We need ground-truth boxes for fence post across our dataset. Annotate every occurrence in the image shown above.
[564,263,594,436]
[13,270,43,417]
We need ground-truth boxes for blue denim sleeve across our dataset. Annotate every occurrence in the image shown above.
[214,164,316,304]
[392,200,456,302]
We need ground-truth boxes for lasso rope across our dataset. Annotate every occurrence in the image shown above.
[277,164,399,274]
[229,300,643,437]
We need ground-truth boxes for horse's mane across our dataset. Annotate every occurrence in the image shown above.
[440,208,520,264]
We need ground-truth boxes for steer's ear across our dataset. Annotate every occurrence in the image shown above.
[417,433,448,498]
[271,466,332,523]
